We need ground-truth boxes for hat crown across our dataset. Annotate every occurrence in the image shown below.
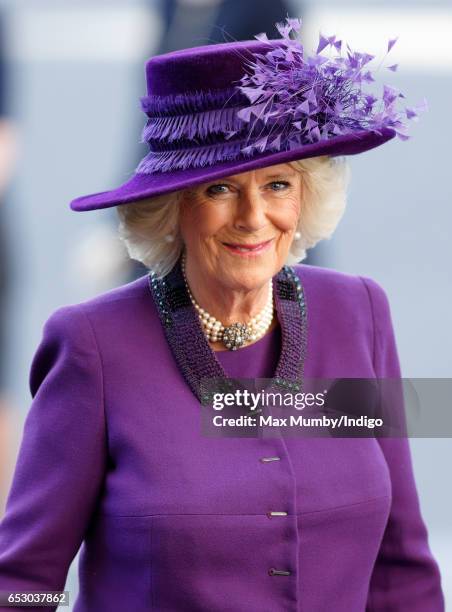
[144,40,284,96]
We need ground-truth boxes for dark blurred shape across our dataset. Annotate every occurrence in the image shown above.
[209,0,294,44]
[0,8,18,513]
[0,13,10,392]
[155,0,221,54]
[0,218,7,390]
[156,0,295,52]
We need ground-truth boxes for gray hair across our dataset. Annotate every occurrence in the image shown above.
[116,155,351,278]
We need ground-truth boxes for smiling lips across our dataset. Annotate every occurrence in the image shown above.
[222,239,273,255]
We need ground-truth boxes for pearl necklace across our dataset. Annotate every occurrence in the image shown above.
[181,253,274,351]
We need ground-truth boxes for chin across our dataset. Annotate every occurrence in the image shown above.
[220,266,274,290]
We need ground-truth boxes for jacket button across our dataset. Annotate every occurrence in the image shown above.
[259,456,281,462]
[267,511,288,518]
[268,568,292,576]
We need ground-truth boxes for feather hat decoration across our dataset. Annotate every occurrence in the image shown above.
[230,17,426,155]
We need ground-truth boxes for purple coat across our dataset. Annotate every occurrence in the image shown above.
[0,263,444,611]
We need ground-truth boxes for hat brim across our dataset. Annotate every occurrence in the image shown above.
[70,128,396,212]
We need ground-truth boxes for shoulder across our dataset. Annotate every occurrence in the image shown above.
[40,274,152,342]
[293,262,388,299]
[293,261,385,293]
[52,273,149,316]
[73,273,150,313]
[291,262,392,324]
[29,275,157,398]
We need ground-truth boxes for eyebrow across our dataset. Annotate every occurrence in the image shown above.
[264,172,297,180]
[218,171,297,183]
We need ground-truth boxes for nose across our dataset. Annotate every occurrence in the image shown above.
[233,190,268,233]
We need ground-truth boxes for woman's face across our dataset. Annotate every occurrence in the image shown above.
[179,163,302,292]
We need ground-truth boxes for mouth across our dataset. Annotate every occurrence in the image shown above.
[221,239,274,256]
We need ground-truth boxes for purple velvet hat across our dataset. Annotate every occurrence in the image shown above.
[70,17,424,212]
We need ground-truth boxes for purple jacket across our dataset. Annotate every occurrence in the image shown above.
[0,263,445,611]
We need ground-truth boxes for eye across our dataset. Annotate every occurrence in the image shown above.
[206,184,230,196]
[269,181,291,191]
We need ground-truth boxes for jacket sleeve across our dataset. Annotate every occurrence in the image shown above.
[360,276,445,612]
[0,305,107,611]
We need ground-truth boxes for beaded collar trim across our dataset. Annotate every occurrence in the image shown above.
[147,255,308,403]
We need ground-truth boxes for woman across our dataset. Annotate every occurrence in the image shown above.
[0,17,444,612]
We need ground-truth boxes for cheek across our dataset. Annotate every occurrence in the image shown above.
[272,197,301,232]
[187,203,230,237]
[180,200,231,254]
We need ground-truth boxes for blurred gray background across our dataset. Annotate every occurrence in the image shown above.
[0,0,450,608]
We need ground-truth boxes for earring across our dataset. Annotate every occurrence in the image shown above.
[293,231,301,241]
[164,233,175,243]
